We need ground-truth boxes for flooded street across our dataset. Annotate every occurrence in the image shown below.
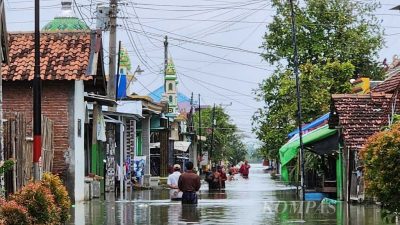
[70,164,391,224]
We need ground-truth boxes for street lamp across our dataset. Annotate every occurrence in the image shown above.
[125,65,145,93]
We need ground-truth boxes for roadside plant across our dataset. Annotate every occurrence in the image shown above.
[360,122,400,218]
[41,172,71,223]
[0,159,15,175]
[12,182,60,224]
[0,199,30,225]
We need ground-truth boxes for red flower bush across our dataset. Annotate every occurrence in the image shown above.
[12,182,60,224]
[0,199,30,225]
[360,122,400,215]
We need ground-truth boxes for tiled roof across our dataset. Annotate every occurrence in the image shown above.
[330,93,392,151]
[371,68,400,93]
[2,32,93,81]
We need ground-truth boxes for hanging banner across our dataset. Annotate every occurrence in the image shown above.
[96,106,107,142]
[133,156,146,183]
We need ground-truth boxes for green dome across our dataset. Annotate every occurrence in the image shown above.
[42,17,89,32]
[42,1,89,32]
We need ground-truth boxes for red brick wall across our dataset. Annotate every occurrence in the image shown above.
[3,80,73,176]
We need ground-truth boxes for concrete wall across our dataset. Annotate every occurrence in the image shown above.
[73,80,85,201]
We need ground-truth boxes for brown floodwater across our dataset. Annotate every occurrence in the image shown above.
[70,164,393,225]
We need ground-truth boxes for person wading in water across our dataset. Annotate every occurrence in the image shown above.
[178,161,201,204]
[239,160,251,179]
[167,164,183,200]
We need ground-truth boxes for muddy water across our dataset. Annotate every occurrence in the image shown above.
[70,164,392,225]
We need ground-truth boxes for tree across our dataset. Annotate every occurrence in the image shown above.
[262,0,383,78]
[360,123,400,218]
[194,106,237,163]
[224,134,248,165]
[254,61,355,159]
[253,0,384,160]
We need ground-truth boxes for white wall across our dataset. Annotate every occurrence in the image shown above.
[74,80,85,201]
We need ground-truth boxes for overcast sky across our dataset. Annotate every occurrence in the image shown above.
[4,0,400,143]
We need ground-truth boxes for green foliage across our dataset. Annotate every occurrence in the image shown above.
[304,151,323,175]
[12,182,60,224]
[194,106,243,163]
[360,123,400,215]
[263,0,383,79]
[224,134,248,165]
[0,160,15,175]
[254,61,355,159]
[253,0,384,161]
[0,199,30,225]
[42,172,72,224]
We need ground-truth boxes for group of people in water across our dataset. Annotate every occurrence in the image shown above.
[167,160,251,204]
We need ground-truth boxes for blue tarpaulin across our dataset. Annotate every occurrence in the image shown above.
[287,113,330,138]
[117,73,127,99]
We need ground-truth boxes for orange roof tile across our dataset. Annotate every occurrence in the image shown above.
[2,31,94,81]
[330,93,392,151]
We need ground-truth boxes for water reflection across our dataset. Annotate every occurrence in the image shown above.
[70,165,393,225]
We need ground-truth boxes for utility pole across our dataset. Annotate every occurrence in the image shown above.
[210,104,216,166]
[198,94,202,158]
[289,0,305,200]
[190,92,194,131]
[33,0,41,181]
[164,36,168,92]
[115,41,122,100]
[0,0,5,194]
[107,0,118,100]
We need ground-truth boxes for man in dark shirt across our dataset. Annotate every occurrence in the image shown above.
[178,161,201,204]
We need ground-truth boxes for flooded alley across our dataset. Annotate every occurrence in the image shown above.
[70,164,390,224]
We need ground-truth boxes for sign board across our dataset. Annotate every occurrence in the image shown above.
[199,152,208,166]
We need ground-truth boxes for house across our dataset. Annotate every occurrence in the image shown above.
[279,113,342,200]
[329,61,400,202]
[1,29,106,201]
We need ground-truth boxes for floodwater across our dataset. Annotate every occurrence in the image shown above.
[70,164,393,225]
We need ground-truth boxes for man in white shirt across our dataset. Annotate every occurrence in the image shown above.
[167,164,183,200]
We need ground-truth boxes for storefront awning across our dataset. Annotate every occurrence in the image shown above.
[174,141,191,152]
[288,113,330,138]
[279,124,337,182]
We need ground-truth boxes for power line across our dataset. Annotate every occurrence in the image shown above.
[176,65,259,84]
[120,10,163,75]
[179,73,258,109]
[189,10,268,71]
[120,26,271,71]
[178,72,254,98]
[119,15,265,55]
[131,17,270,24]
[172,44,268,71]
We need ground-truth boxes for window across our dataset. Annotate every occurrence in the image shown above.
[169,96,173,103]
[168,83,173,91]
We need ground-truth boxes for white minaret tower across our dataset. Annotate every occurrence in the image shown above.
[165,57,178,117]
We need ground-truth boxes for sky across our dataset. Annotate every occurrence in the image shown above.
[4,0,400,144]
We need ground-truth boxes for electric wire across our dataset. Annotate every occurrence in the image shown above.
[121,5,160,71]
[179,73,258,109]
